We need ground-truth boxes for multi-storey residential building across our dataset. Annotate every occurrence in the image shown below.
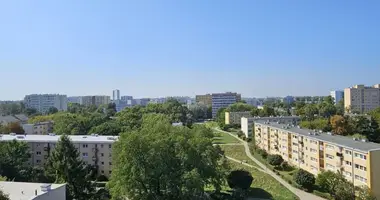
[241,116,300,138]
[254,121,380,198]
[330,90,344,105]
[0,134,118,178]
[24,94,68,114]
[196,94,212,107]
[22,121,54,135]
[80,96,111,107]
[225,111,251,125]
[282,96,295,105]
[67,96,81,104]
[0,182,66,200]
[242,98,258,107]
[112,90,120,101]
[120,96,133,102]
[344,84,380,113]
[211,92,241,118]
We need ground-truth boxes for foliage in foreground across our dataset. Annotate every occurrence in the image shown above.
[109,114,229,200]
[293,169,315,190]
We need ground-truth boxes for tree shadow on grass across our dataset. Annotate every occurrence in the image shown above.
[246,188,273,199]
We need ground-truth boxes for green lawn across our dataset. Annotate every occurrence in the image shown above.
[220,145,259,167]
[213,131,240,144]
[226,161,298,200]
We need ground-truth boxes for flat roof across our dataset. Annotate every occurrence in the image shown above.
[0,134,118,143]
[255,121,380,152]
[0,181,65,200]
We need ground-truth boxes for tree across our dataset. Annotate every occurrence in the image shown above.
[108,114,228,200]
[300,118,330,131]
[45,135,97,200]
[316,171,344,195]
[227,170,253,190]
[47,107,59,114]
[330,115,350,135]
[216,108,226,129]
[0,140,31,181]
[349,116,380,142]
[336,99,345,115]
[25,108,38,116]
[267,154,284,167]
[89,121,121,135]
[260,105,275,117]
[226,103,254,112]
[356,186,376,200]
[303,104,318,120]
[0,189,9,200]
[188,104,208,121]
[293,169,315,190]
[2,122,24,134]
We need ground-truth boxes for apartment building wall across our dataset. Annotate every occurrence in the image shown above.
[211,92,241,118]
[243,116,300,138]
[225,112,251,125]
[330,90,344,105]
[24,94,68,113]
[3,135,117,178]
[344,84,380,113]
[195,94,212,107]
[254,122,380,196]
[80,96,111,107]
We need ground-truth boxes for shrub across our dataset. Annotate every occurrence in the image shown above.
[280,161,290,171]
[246,138,252,142]
[293,169,315,190]
[267,154,284,167]
[97,175,109,182]
[227,170,253,190]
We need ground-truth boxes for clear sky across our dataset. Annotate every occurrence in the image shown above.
[0,0,379,100]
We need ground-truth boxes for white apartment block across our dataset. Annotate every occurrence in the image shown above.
[79,96,111,107]
[24,94,68,114]
[241,116,300,138]
[0,134,118,178]
[330,90,344,105]
[0,182,66,200]
[211,92,241,118]
[344,84,380,113]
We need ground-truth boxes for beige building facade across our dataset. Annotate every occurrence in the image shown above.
[0,134,117,178]
[254,121,380,198]
[344,84,380,113]
[241,116,300,138]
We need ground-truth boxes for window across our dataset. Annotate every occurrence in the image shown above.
[100,153,104,157]
[109,171,112,174]
[293,150,298,153]
[344,171,352,177]
[345,161,352,166]
[310,157,317,162]
[326,144,334,149]
[345,150,352,155]
[83,144,88,148]
[355,153,367,160]
[109,162,112,165]
[36,151,42,155]
[310,148,317,153]
[326,154,334,159]
[101,162,104,165]
[101,144,104,148]
[355,164,367,171]
[292,142,298,146]
[355,175,367,183]
[101,170,104,174]
[109,144,112,148]
[326,163,334,169]
[36,160,41,164]
[82,153,88,157]
[310,140,318,145]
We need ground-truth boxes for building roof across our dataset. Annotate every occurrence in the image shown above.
[14,114,29,122]
[0,115,20,124]
[255,121,380,152]
[0,134,118,143]
[0,181,65,200]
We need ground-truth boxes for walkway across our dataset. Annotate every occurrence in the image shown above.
[214,128,325,200]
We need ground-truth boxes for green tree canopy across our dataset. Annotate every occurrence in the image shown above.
[293,169,315,190]
[0,140,31,181]
[109,114,228,200]
[45,135,97,200]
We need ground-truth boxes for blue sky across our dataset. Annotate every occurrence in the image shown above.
[0,1,379,100]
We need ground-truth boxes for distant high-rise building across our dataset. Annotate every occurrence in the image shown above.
[120,96,133,102]
[112,90,120,101]
[282,96,295,105]
[67,96,81,104]
[24,94,68,113]
[344,84,380,113]
[242,98,258,107]
[330,90,344,105]
[196,94,212,107]
[80,96,110,107]
[211,92,241,118]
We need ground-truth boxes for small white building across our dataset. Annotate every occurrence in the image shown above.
[0,182,66,200]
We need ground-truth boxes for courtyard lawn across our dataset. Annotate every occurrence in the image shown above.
[213,131,240,144]
[220,145,259,167]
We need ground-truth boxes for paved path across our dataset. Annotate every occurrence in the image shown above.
[214,128,325,200]
[216,143,243,146]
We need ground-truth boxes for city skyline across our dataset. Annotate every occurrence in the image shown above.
[1,1,380,100]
